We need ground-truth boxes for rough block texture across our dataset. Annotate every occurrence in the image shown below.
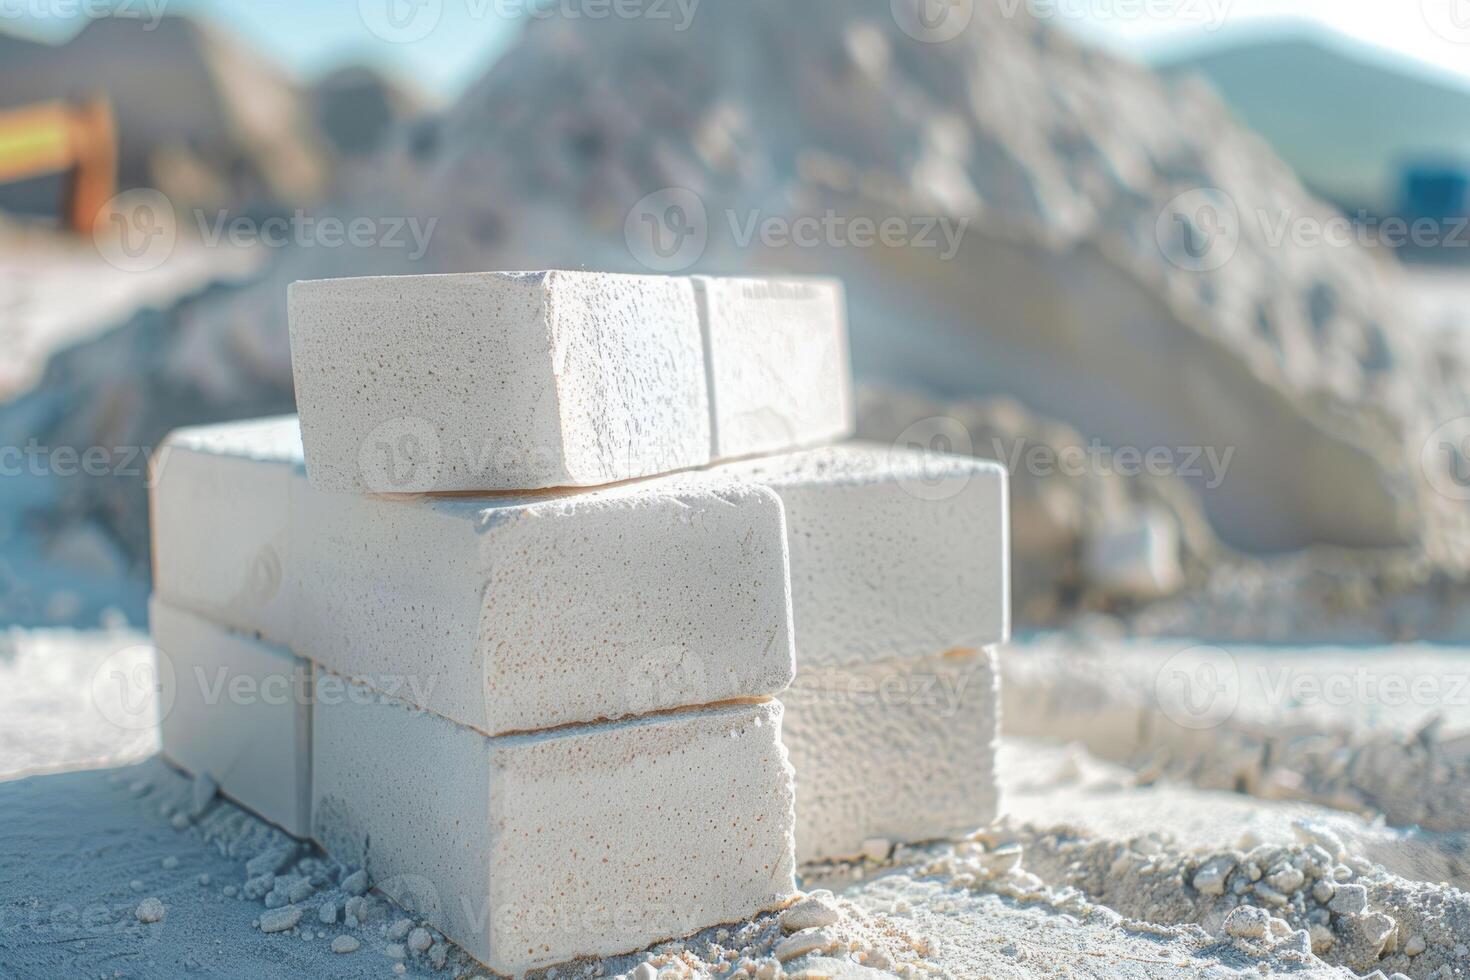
[709,443,1010,669]
[782,648,999,863]
[149,597,312,837]
[312,675,796,975]
[694,276,852,459]
[288,270,711,490]
[151,417,794,735]
[289,270,709,493]
[289,271,855,493]
[150,416,299,642]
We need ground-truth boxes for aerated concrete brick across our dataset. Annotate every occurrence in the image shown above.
[710,443,1009,668]
[698,444,1008,860]
[150,417,794,736]
[311,673,797,975]
[693,276,852,459]
[287,271,851,493]
[149,597,312,837]
[782,648,999,863]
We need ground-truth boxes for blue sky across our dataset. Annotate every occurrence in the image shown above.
[4,0,1470,100]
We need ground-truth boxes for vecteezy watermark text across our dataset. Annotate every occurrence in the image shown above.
[992,436,1235,488]
[996,0,1231,30]
[0,0,167,28]
[0,440,156,480]
[358,0,700,44]
[194,210,437,261]
[624,187,969,272]
[91,188,439,272]
[1158,186,1470,272]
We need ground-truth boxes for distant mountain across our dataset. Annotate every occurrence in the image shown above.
[1155,24,1470,216]
[0,16,330,212]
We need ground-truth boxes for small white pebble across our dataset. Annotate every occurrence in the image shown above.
[331,935,360,954]
[170,813,190,831]
[161,856,179,871]
[780,894,840,933]
[774,928,836,963]
[393,965,406,976]
[385,943,405,960]
[259,906,303,934]
[408,927,432,953]
[387,918,412,941]
[134,898,166,924]
[129,880,144,892]
[197,874,210,886]
[223,885,237,898]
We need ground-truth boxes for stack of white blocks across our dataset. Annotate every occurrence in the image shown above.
[149,270,1008,974]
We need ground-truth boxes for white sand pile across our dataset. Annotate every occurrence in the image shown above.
[1005,634,1470,834]
[4,757,1361,979]
[12,627,1465,977]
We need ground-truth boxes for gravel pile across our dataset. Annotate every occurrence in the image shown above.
[1010,823,1470,979]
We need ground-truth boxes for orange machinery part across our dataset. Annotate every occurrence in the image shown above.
[0,97,117,234]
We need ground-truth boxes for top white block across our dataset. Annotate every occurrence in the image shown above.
[694,276,851,460]
[288,271,852,493]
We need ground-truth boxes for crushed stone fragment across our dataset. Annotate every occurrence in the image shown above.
[134,898,166,924]
[259,906,303,934]
[780,893,841,933]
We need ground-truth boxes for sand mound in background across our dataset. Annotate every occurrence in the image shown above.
[4,0,1469,632]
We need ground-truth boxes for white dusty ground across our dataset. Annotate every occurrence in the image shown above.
[0,224,259,401]
[4,628,1470,978]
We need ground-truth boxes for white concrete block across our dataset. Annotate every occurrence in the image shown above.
[782,648,999,863]
[289,270,709,493]
[150,417,794,735]
[288,271,855,494]
[694,276,852,459]
[149,597,312,837]
[150,416,299,642]
[312,674,796,975]
[708,443,1009,669]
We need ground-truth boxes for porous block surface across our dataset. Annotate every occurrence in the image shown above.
[150,597,313,837]
[312,676,797,975]
[150,417,794,735]
[782,648,999,863]
[707,443,1010,669]
[288,270,710,492]
[694,276,852,458]
[150,416,299,642]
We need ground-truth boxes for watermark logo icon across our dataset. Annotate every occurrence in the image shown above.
[1422,0,1470,43]
[624,187,708,273]
[92,644,175,731]
[359,417,443,491]
[892,416,976,501]
[1154,644,1238,730]
[1422,416,1470,501]
[93,189,176,273]
[1156,187,1240,272]
[892,0,973,42]
[360,0,443,42]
